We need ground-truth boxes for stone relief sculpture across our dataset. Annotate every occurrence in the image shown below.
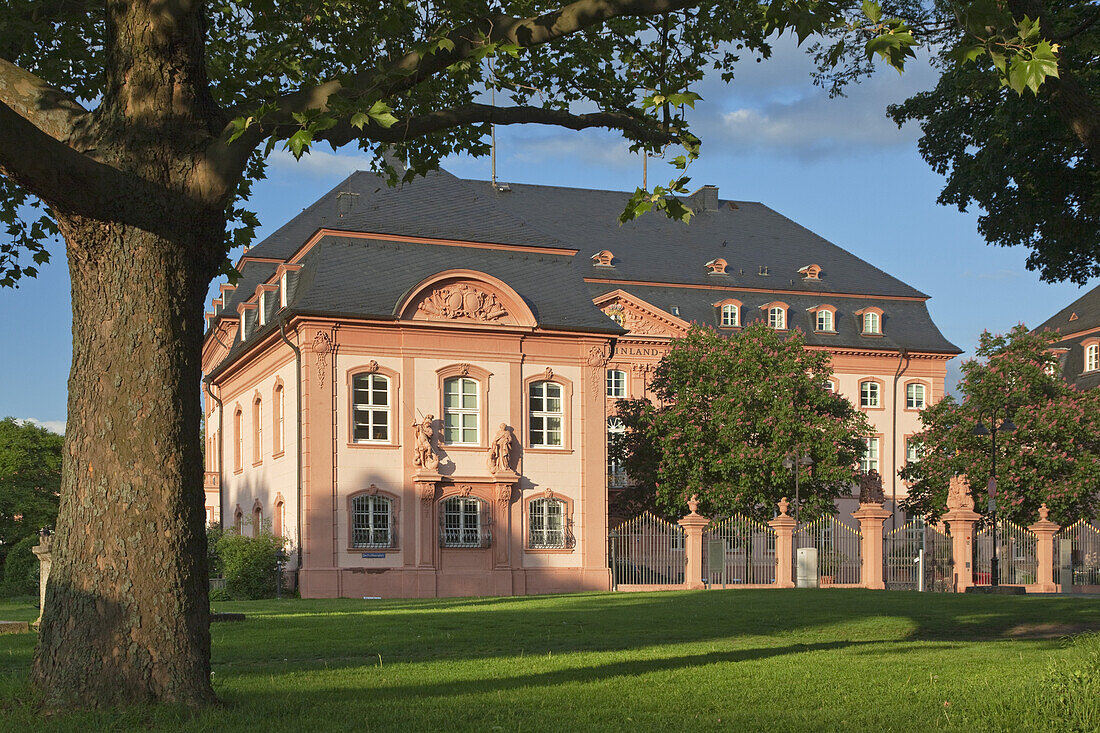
[487,423,515,474]
[946,475,974,511]
[312,331,333,386]
[412,414,440,471]
[858,470,885,504]
[417,284,508,322]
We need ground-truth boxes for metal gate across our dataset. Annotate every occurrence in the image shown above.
[609,512,685,588]
[705,514,776,586]
[973,520,1037,585]
[793,516,861,585]
[885,520,952,591]
[1054,521,1100,586]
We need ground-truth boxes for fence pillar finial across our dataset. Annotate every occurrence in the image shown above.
[769,498,797,589]
[1028,504,1060,593]
[853,502,891,590]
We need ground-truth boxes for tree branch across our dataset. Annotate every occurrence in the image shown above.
[0,58,88,142]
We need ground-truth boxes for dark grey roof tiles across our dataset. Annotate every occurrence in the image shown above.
[1036,282,1100,337]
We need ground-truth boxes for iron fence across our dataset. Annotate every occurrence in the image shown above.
[704,514,777,586]
[885,521,952,591]
[609,512,685,587]
[793,516,861,585]
[973,520,1037,585]
[1054,521,1100,586]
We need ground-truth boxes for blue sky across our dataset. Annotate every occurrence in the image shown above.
[1,38,1094,433]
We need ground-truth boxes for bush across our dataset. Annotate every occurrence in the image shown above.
[0,534,41,597]
[206,523,224,578]
[215,528,286,600]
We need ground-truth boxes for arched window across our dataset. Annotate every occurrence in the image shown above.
[906,383,926,410]
[233,407,243,472]
[252,503,263,536]
[273,383,285,454]
[252,396,262,464]
[351,494,393,548]
[529,381,564,447]
[352,373,390,442]
[441,497,485,547]
[860,380,880,408]
[721,303,739,327]
[273,497,285,537]
[606,369,627,398]
[768,306,786,330]
[816,309,834,332]
[607,416,627,488]
[443,376,480,444]
[862,312,881,334]
[234,507,243,533]
[1086,343,1099,373]
[529,498,567,548]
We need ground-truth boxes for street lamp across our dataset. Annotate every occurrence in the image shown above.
[973,407,1016,587]
[782,450,814,524]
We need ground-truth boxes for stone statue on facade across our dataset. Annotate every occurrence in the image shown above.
[946,474,974,511]
[412,414,440,471]
[487,423,515,474]
[858,470,885,505]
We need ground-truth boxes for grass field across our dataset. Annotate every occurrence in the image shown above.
[1,589,1098,731]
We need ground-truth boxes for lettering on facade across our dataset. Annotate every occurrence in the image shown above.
[618,347,666,357]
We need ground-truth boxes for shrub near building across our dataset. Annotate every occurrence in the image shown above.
[214,527,287,600]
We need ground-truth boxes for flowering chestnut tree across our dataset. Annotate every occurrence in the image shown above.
[900,324,1100,524]
[613,324,872,521]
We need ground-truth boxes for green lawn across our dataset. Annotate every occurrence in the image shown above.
[0,590,1098,731]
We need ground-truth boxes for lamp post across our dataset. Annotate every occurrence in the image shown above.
[782,449,814,525]
[973,407,1016,587]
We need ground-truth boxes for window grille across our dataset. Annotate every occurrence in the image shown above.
[860,381,880,408]
[352,373,390,442]
[443,377,479,444]
[768,307,786,330]
[529,498,567,548]
[529,381,563,447]
[351,494,393,548]
[906,383,925,410]
[861,437,880,473]
[441,497,486,547]
[606,369,627,398]
[816,309,833,332]
[721,304,739,327]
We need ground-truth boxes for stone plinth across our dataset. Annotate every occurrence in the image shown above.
[853,502,892,590]
[678,506,709,591]
[769,498,797,589]
[1028,504,1060,593]
[942,506,981,592]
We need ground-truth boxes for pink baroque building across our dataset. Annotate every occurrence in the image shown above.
[201,169,960,598]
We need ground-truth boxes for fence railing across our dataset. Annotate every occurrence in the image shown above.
[885,521,952,591]
[973,520,1037,586]
[705,514,776,586]
[609,512,685,587]
[794,516,862,585]
[1055,521,1100,586]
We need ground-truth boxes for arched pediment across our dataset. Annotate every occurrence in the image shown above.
[395,270,536,327]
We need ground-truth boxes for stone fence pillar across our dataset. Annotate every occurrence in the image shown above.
[769,498,797,589]
[31,529,53,629]
[1028,503,1060,593]
[678,495,709,590]
[942,476,981,592]
[853,502,891,590]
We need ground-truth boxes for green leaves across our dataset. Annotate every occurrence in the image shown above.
[1005,39,1059,95]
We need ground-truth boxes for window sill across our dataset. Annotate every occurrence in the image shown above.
[525,547,575,554]
[252,460,263,467]
[440,444,487,452]
[860,405,885,411]
[861,333,884,338]
[346,547,400,554]
[814,330,837,335]
[903,406,925,412]
[233,468,243,475]
[524,447,574,454]
[346,442,401,449]
[272,450,285,460]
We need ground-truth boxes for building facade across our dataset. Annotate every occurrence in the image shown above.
[201,170,959,598]
[1035,282,1100,391]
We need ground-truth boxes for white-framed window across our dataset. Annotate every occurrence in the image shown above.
[606,369,627,398]
[823,380,836,393]
[279,272,288,307]
[768,307,786,330]
[863,312,881,334]
[252,397,262,463]
[274,383,285,453]
[441,497,483,547]
[528,498,567,548]
[906,437,924,463]
[906,383,926,410]
[607,416,627,487]
[351,494,392,548]
[860,380,880,408]
[234,408,243,471]
[721,304,739,327]
[443,377,479,444]
[352,373,390,442]
[1086,343,1099,373]
[258,292,266,326]
[861,437,880,473]
[816,309,834,332]
[529,381,564,447]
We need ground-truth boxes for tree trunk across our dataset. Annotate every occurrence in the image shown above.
[31,211,221,708]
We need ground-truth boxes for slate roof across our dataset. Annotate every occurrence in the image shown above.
[211,167,960,372]
[1033,282,1100,390]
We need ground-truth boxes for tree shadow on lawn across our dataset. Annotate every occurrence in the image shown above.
[208,589,1100,675]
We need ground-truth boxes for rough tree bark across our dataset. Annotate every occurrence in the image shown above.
[32,214,223,708]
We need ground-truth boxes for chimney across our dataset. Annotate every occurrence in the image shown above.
[689,184,719,212]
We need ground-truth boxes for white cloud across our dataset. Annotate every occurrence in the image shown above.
[267,148,376,178]
[16,418,65,434]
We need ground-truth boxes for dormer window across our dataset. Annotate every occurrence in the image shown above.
[809,305,837,333]
[280,273,288,308]
[1086,342,1099,373]
[721,304,738,327]
[799,264,822,280]
[706,258,727,275]
[855,307,885,336]
[258,293,266,326]
[713,298,742,328]
[670,306,680,317]
[761,301,788,330]
[592,250,614,267]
